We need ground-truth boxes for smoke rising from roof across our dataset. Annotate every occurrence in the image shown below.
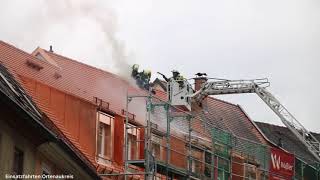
[0,0,132,80]
[50,0,133,79]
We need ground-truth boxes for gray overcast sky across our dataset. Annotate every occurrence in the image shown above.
[1,0,319,132]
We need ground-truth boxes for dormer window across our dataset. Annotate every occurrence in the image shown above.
[35,52,45,61]
[125,123,138,160]
[96,111,114,165]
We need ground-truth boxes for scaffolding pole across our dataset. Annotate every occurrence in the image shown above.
[165,104,170,180]
[124,94,129,180]
[145,96,152,180]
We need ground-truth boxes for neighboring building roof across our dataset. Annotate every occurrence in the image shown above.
[193,97,267,144]
[152,77,267,144]
[255,121,320,164]
[0,63,100,179]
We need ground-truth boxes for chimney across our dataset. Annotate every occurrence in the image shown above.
[49,45,53,52]
[194,75,208,109]
[194,76,207,91]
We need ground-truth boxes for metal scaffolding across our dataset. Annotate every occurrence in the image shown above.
[97,92,320,180]
[121,94,268,180]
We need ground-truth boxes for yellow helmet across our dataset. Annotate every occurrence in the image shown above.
[144,69,151,77]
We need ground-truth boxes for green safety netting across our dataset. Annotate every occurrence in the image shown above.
[211,127,232,146]
[232,136,269,170]
[211,128,231,180]
[295,158,319,180]
[211,127,269,170]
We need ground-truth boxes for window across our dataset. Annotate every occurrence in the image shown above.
[204,151,213,178]
[244,163,257,180]
[217,156,230,180]
[97,112,114,162]
[35,52,45,61]
[190,147,203,177]
[12,147,24,175]
[128,134,137,160]
[151,134,162,160]
[126,123,138,160]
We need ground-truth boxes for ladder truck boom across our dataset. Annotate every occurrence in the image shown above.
[191,78,320,161]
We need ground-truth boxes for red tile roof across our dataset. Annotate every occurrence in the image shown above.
[0,40,129,173]
[203,97,266,143]
[0,40,147,122]
[0,42,99,178]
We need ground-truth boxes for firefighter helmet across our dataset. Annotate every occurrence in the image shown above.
[144,70,152,78]
[132,64,139,71]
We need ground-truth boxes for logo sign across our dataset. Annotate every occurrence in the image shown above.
[270,147,294,177]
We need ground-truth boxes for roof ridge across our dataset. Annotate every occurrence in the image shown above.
[0,41,60,71]
[42,48,126,81]
[207,96,239,107]
[254,121,287,129]
[256,121,320,135]
[0,40,41,62]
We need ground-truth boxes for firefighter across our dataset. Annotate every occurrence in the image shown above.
[136,69,151,89]
[141,70,151,89]
[131,64,139,78]
[143,69,151,81]
[172,70,180,80]
[177,74,185,88]
[171,70,185,88]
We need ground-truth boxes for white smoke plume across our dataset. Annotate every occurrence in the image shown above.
[0,0,133,80]
[48,0,132,79]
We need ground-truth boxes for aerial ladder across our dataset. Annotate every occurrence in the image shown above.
[189,78,320,162]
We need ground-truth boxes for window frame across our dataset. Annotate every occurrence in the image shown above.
[125,123,139,160]
[96,111,114,164]
[243,163,257,180]
[189,146,203,177]
[35,52,46,61]
[151,133,162,160]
